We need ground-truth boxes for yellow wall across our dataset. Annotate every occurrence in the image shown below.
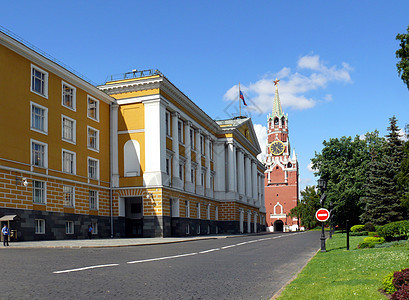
[0,44,111,183]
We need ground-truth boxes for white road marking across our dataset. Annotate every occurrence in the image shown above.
[53,234,300,274]
[199,248,220,254]
[53,263,119,274]
[221,244,237,249]
[127,252,198,264]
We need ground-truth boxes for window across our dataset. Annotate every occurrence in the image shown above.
[31,102,48,134]
[87,96,99,121]
[32,180,46,204]
[178,120,183,143]
[209,141,213,160]
[62,82,76,110]
[35,219,45,234]
[31,140,47,168]
[191,168,195,186]
[65,221,74,234]
[274,118,279,125]
[200,135,205,155]
[185,224,190,235]
[62,115,76,143]
[197,203,201,219]
[197,225,201,234]
[201,171,205,187]
[166,158,171,176]
[31,65,48,98]
[215,206,219,221]
[62,149,76,174]
[190,128,195,149]
[179,163,184,180]
[87,126,99,151]
[63,186,74,207]
[185,200,190,218]
[88,157,99,179]
[89,190,98,210]
[165,111,171,136]
[207,204,211,220]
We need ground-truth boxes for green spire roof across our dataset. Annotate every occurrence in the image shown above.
[272,85,284,118]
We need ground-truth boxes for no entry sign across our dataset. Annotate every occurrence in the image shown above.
[315,208,330,222]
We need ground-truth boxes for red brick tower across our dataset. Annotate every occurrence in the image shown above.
[264,80,299,232]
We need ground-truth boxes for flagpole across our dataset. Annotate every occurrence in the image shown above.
[239,82,241,117]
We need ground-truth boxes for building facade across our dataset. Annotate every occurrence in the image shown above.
[264,82,299,232]
[0,30,265,240]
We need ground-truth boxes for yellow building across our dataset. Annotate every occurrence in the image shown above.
[0,29,265,240]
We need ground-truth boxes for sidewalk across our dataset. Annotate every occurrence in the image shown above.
[0,232,274,249]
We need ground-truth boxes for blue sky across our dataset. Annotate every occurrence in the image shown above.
[2,1,409,192]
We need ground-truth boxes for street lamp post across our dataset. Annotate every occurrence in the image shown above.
[318,177,327,252]
[329,201,333,239]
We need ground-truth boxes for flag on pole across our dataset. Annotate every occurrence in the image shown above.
[239,90,247,106]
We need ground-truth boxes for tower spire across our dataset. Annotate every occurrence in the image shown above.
[272,78,283,118]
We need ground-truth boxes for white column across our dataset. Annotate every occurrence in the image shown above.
[227,142,236,198]
[205,136,211,196]
[244,154,251,201]
[260,174,266,212]
[143,97,166,186]
[110,103,119,187]
[172,112,180,188]
[237,149,245,200]
[252,160,258,202]
[196,129,203,195]
[214,141,225,200]
[184,121,192,192]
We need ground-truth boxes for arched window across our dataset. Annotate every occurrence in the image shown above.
[274,118,279,125]
[281,117,285,126]
[287,162,292,168]
[124,140,140,176]
[274,202,283,215]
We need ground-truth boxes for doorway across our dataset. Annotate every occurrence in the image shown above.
[124,196,143,237]
[274,220,284,232]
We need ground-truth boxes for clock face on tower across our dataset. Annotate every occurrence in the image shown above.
[270,140,285,156]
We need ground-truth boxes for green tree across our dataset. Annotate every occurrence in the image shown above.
[360,117,404,225]
[311,132,382,227]
[396,25,409,90]
[397,125,409,214]
[289,186,320,229]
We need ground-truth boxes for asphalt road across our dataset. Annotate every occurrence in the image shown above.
[0,231,321,299]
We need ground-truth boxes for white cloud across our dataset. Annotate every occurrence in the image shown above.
[253,123,267,162]
[398,128,408,141]
[307,162,314,172]
[223,54,353,114]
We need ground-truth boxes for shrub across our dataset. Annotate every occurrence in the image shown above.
[350,225,365,232]
[384,271,398,294]
[392,284,409,300]
[350,231,368,236]
[363,236,385,243]
[368,231,379,237]
[363,222,376,232]
[378,221,409,241]
[358,241,376,248]
[393,268,409,290]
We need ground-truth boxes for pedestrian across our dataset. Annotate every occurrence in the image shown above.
[2,224,9,246]
[88,224,93,239]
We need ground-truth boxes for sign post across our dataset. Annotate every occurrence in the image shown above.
[316,208,330,252]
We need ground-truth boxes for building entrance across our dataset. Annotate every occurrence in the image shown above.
[274,220,284,232]
[124,196,143,237]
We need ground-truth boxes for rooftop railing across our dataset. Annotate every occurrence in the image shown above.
[105,69,162,83]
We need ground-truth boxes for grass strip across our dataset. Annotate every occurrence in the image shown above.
[277,232,409,299]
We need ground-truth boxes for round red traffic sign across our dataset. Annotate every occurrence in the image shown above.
[315,208,330,222]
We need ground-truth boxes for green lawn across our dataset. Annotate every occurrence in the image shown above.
[277,233,409,299]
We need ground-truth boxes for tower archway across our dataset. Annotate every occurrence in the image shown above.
[274,220,284,232]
